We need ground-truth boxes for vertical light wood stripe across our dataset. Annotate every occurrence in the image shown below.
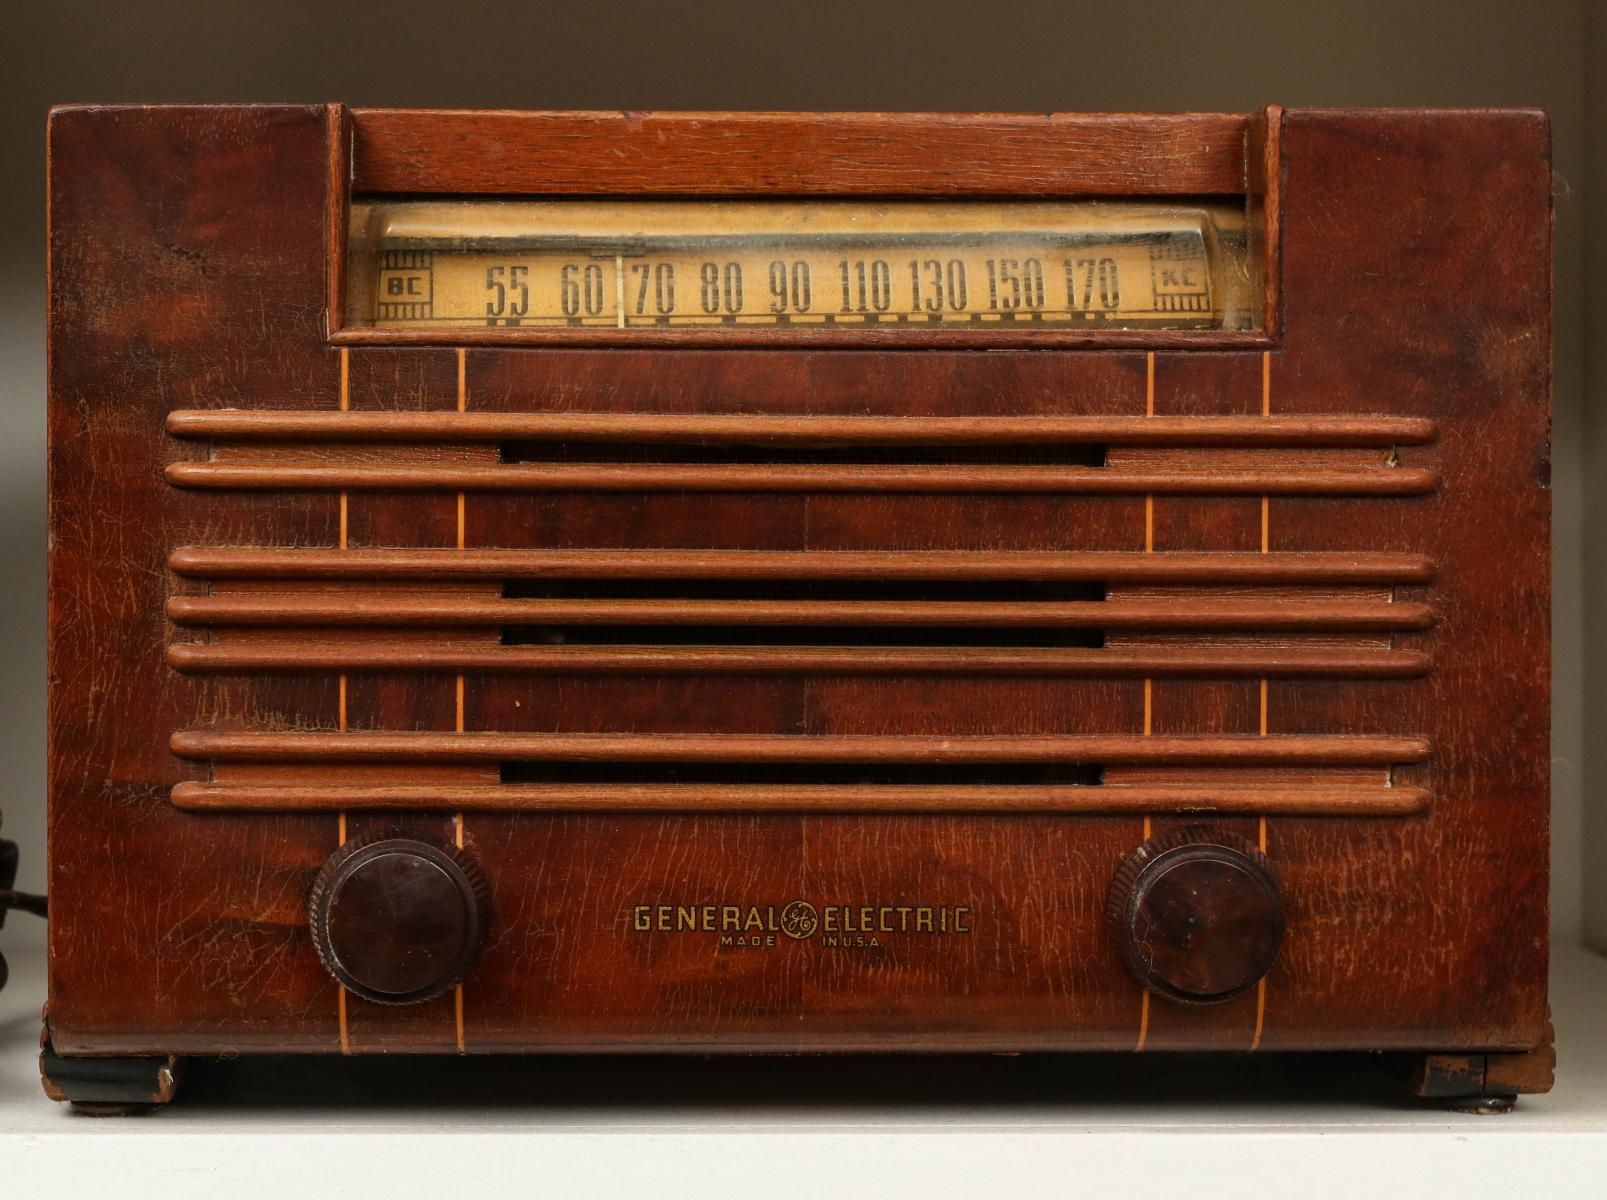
[1142,358,1155,742]
[455,346,469,1056]
[336,671,348,853]
[337,347,352,1055]
[1250,979,1267,1050]
[338,346,350,549]
[1137,349,1156,1050]
[337,349,350,731]
[1255,349,1272,1050]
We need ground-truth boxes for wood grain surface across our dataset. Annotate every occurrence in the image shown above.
[351,110,1250,197]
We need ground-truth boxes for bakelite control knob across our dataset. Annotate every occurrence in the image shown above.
[309,836,489,1005]
[1107,828,1284,1005]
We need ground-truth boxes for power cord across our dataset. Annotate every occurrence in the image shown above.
[0,827,48,994]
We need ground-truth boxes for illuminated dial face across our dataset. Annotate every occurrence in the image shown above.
[348,200,1253,334]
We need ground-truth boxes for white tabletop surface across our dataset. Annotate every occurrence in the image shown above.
[2,923,1603,1199]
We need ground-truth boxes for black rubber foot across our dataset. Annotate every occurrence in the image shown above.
[1409,1042,1551,1115]
[40,1031,181,1112]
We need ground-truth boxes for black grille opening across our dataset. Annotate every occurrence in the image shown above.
[498,761,1104,786]
[499,441,1108,467]
[499,624,1106,648]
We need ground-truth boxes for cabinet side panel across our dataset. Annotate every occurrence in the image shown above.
[1259,109,1551,1049]
[47,105,341,1052]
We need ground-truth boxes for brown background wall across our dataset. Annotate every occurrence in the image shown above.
[3,1,1592,946]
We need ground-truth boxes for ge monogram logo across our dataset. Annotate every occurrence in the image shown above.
[779,900,819,940]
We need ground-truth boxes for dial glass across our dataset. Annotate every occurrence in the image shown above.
[346,199,1254,334]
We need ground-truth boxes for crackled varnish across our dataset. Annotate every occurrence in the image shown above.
[44,106,1552,1105]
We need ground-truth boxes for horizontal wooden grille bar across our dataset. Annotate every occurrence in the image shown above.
[170,731,1431,765]
[164,461,1440,495]
[166,594,1434,631]
[165,410,1438,447]
[169,548,1436,584]
[170,780,1431,815]
[166,643,1430,677]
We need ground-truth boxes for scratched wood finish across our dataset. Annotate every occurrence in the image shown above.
[351,110,1250,197]
[46,107,1549,1065]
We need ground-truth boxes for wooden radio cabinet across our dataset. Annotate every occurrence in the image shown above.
[43,105,1552,1111]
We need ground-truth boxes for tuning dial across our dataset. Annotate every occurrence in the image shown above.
[1107,827,1284,1005]
[309,836,490,1005]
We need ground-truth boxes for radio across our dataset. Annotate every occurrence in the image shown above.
[43,105,1552,1112]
